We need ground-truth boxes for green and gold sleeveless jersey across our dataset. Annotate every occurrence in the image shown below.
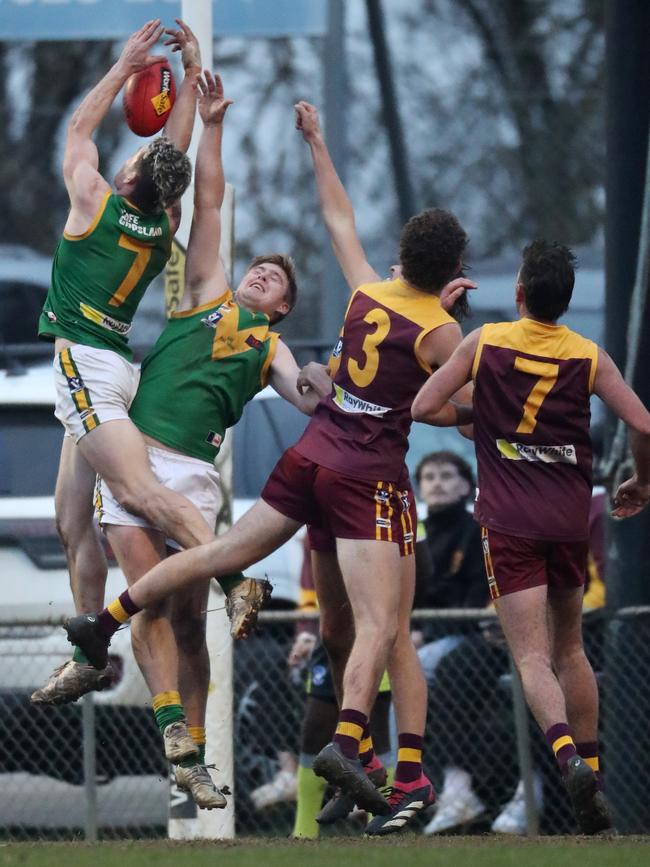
[38,192,171,360]
[129,291,280,462]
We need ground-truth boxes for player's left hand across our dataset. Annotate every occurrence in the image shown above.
[197,71,233,126]
[164,18,201,70]
[440,276,477,313]
[612,476,650,518]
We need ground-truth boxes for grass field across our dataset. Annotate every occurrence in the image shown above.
[0,837,647,867]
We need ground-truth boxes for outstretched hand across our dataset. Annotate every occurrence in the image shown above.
[612,476,650,519]
[440,276,478,313]
[164,18,201,70]
[197,71,234,126]
[294,101,322,143]
[118,19,166,75]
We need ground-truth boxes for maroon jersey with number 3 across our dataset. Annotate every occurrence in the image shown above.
[472,318,599,542]
[295,278,456,482]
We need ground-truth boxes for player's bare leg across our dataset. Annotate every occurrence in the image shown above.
[65,500,300,666]
[77,419,215,550]
[310,539,400,816]
[366,552,434,835]
[311,550,354,705]
[55,437,107,613]
[548,586,599,744]
[105,524,197,765]
[496,584,611,834]
[31,439,111,705]
[495,585,567,728]
[170,579,227,808]
[387,553,427,736]
[311,550,389,825]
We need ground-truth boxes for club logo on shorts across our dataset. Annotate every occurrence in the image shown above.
[206,430,223,448]
[46,311,57,323]
[245,334,264,352]
[375,489,390,506]
[376,517,391,529]
[67,376,84,394]
[400,491,410,511]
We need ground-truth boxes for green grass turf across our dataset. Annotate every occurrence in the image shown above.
[0,837,648,867]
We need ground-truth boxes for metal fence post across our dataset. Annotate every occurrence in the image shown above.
[508,654,539,836]
[82,691,98,842]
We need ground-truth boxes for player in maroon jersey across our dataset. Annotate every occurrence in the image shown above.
[412,240,650,834]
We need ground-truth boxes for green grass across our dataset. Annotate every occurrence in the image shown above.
[0,837,647,867]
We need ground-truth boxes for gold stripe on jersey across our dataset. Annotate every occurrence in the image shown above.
[359,279,455,332]
[63,190,111,241]
[472,319,598,391]
[170,288,232,319]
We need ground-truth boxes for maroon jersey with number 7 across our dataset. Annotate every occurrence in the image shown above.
[472,318,599,542]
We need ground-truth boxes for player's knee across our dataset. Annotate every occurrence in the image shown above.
[516,649,552,677]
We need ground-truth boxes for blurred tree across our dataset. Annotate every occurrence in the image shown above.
[0,0,605,342]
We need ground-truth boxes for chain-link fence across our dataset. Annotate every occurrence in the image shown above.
[1,607,649,840]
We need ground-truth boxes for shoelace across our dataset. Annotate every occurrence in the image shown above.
[184,764,231,795]
[380,785,409,809]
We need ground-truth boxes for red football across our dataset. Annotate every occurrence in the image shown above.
[123,61,176,137]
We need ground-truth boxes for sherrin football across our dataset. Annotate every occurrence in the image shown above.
[123,60,176,137]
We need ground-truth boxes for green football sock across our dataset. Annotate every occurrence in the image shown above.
[218,573,246,596]
[292,759,327,839]
[72,646,90,665]
[152,691,185,735]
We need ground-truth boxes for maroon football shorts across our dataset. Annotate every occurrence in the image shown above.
[261,447,416,553]
[480,526,588,600]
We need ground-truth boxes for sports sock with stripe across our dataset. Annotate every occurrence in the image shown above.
[97,589,141,637]
[576,740,602,789]
[358,724,377,767]
[333,709,367,759]
[152,690,185,735]
[546,722,577,775]
[395,733,423,784]
[180,725,206,767]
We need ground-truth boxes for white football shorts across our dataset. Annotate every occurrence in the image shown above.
[95,445,222,550]
[54,345,140,442]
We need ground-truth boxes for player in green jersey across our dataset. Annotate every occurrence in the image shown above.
[33,22,269,707]
[59,70,321,809]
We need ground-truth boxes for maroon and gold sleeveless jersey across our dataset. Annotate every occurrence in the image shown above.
[295,277,456,482]
[472,318,598,542]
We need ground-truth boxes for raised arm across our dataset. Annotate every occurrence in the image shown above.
[295,101,379,291]
[63,20,166,226]
[162,19,202,153]
[181,71,233,309]
[592,348,650,517]
[269,341,323,415]
[411,329,480,427]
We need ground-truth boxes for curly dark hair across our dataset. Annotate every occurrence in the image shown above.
[399,208,468,294]
[246,253,298,324]
[519,240,576,321]
[131,136,192,215]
